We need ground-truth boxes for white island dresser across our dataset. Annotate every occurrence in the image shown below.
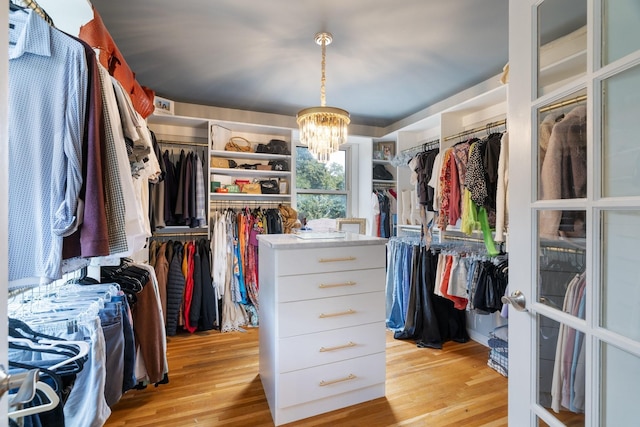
[257,232,387,426]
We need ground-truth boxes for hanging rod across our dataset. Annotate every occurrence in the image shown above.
[400,138,440,155]
[439,234,485,244]
[444,119,507,142]
[150,231,209,239]
[158,139,209,147]
[374,182,396,188]
[540,245,585,254]
[539,94,587,113]
[211,200,291,210]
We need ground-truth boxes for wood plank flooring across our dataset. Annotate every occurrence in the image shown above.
[104,328,508,427]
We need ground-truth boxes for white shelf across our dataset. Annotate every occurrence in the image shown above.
[210,193,290,201]
[538,49,587,95]
[147,113,210,128]
[210,150,291,161]
[210,168,291,178]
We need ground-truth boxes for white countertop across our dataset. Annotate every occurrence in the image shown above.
[257,232,387,249]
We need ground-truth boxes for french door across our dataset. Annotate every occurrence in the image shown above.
[508,0,640,425]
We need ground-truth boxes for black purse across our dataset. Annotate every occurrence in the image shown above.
[259,179,280,194]
[268,159,289,171]
[267,139,290,155]
[255,139,290,155]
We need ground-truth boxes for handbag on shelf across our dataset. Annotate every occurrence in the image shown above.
[210,157,237,168]
[237,163,260,170]
[234,179,250,192]
[242,182,262,194]
[259,179,280,194]
[268,159,289,171]
[255,139,290,155]
[225,136,253,152]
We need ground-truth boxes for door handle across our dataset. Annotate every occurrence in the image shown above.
[0,365,40,402]
[501,290,527,312]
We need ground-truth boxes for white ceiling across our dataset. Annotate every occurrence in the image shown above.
[72,0,583,129]
[84,0,508,128]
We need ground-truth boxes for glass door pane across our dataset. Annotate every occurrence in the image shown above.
[602,0,640,66]
[600,343,640,426]
[537,92,588,207]
[538,210,586,308]
[602,64,640,197]
[537,0,587,96]
[537,314,585,426]
[600,210,640,341]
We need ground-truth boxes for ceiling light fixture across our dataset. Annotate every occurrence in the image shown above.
[297,32,350,163]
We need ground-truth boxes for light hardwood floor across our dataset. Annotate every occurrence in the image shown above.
[104,328,508,427]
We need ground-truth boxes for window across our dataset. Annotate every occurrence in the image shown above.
[295,146,350,221]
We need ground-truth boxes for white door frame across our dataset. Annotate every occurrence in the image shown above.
[1,3,10,421]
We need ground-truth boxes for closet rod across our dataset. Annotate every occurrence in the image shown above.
[212,200,289,206]
[539,94,587,113]
[158,139,209,147]
[540,245,585,254]
[400,138,440,154]
[150,232,209,238]
[440,234,485,244]
[444,119,507,142]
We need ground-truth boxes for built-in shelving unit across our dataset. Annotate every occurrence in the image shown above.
[209,123,294,205]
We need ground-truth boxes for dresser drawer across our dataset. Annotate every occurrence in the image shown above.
[278,322,385,373]
[277,268,385,303]
[276,244,385,276]
[278,352,386,408]
[278,291,384,338]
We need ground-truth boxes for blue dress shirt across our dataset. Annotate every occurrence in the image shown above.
[9,9,87,286]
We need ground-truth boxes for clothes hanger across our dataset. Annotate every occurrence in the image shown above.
[8,381,60,420]
[7,337,88,374]
[9,1,27,13]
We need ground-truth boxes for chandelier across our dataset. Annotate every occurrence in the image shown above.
[297,32,350,163]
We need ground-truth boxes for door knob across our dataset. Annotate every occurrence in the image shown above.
[501,290,527,312]
[0,365,40,402]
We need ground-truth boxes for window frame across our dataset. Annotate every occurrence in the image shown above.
[294,144,352,219]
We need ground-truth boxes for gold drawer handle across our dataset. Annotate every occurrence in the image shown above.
[319,309,356,318]
[319,341,356,352]
[319,374,356,387]
[319,281,356,289]
[319,256,356,263]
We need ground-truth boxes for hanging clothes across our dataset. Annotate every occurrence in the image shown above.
[155,148,208,228]
[386,238,472,349]
[539,105,587,238]
[150,238,217,335]
[551,272,586,414]
[414,148,440,211]
[8,8,87,286]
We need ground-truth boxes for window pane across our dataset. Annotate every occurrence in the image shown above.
[602,64,640,197]
[537,210,586,313]
[601,210,640,341]
[296,194,347,221]
[537,314,585,425]
[296,147,346,191]
[602,0,640,65]
[601,342,640,426]
[537,0,587,97]
[537,93,587,203]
